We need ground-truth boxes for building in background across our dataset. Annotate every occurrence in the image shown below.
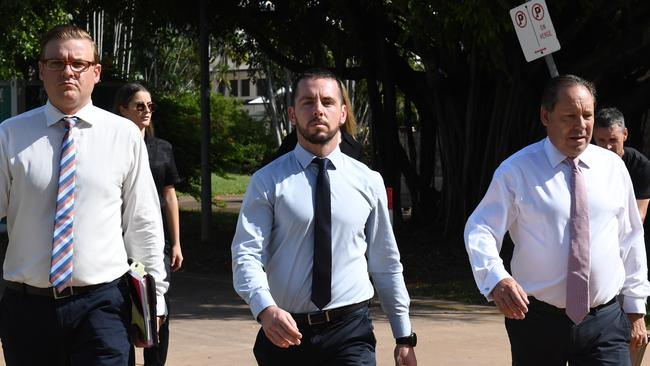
[213,57,268,120]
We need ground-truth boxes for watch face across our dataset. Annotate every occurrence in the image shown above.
[397,332,417,347]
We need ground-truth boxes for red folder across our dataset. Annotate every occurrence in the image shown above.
[126,261,158,348]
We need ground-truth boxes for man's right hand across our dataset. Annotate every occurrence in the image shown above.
[491,278,529,320]
[259,305,303,348]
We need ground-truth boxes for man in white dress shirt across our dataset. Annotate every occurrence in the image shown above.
[0,25,166,365]
[465,75,650,365]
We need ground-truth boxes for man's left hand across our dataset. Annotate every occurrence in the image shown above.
[628,313,647,353]
[394,345,417,366]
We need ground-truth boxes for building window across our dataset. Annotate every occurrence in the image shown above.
[256,78,268,98]
[241,79,250,97]
[217,82,226,95]
[230,79,239,97]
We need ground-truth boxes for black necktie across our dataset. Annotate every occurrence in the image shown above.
[311,158,331,309]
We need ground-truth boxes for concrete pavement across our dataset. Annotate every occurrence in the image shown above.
[136,272,511,366]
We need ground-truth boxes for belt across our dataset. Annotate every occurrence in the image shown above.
[291,301,369,326]
[528,297,617,315]
[5,280,113,300]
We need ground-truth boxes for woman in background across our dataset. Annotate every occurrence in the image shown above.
[114,83,183,366]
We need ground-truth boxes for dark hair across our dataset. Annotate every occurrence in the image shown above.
[595,107,625,129]
[290,68,344,105]
[113,82,154,136]
[541,75,596,111]
[41,25,99,63]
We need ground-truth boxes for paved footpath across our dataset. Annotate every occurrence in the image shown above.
[136,272,511,366]
[2,273,649,365]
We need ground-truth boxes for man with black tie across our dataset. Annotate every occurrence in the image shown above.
[232,69,417,365]
[465,75,650,365]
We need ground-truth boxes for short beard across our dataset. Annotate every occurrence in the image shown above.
[296,119,339,145]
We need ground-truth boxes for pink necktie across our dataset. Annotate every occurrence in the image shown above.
[50,117,77,292]
[565,158,590,324]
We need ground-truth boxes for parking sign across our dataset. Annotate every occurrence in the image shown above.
[510,0,561,62]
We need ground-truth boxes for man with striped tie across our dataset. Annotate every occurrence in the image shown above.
[0,25,167,365]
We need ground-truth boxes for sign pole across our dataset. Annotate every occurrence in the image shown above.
[544,55,559,77]
[530,0,559,78]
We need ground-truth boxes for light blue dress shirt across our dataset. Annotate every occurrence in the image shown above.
[232,144,412,338]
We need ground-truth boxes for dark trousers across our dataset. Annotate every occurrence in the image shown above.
[142,299,170,365]
[253,307,376,366]
[505,297,631,366]
[0,278,131,366]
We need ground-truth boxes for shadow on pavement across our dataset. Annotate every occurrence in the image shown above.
[170,271,252,321]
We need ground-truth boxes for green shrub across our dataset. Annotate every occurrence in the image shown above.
[152,92,273,197]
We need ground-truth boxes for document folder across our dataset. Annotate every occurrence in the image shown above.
[126,260,158,348]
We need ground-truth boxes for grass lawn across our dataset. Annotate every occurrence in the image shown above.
[212,173,250,196]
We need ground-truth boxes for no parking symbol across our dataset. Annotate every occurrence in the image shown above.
[509,0,561,62]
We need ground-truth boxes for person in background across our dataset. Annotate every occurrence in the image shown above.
[114,82,183,366]
[273,82,362,161]
[0,25,167,366]
[465,75,650,365]
[232,68,417,366]
[592,107,650,223]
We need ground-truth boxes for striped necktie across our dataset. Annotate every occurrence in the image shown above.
[565,157,590,324]
[50,116,77,292]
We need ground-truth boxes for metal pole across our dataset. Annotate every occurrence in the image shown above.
[199,0,212,245]
[544,54,559,77]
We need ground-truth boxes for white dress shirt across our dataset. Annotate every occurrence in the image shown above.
[465,138,650,313]
[0,101,168,315]
[232,144,412,338]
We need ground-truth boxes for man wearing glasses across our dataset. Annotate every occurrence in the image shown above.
[0,25,167,366]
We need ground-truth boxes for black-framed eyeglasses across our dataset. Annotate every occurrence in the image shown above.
[135,102,156,112]
[42,59,96,73]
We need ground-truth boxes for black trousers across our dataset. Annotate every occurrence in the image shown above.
[505,297,631,366]
[0,278,131,366]
[253,306,376,366]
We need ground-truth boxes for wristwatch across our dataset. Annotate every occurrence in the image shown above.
[396,332,417,347]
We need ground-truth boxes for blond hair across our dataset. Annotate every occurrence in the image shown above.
[40,24,99,63]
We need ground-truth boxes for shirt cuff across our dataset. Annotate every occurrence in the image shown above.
[483,266,512,301]
[250,290,277,320]
[622,296,647,314]
[156,294,167,316]
[387,314,412,339]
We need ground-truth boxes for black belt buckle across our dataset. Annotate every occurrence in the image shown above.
[53,286,74,299]
[307,311,330,325]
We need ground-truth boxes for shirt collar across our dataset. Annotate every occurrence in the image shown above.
[45,100,95,127]
[293,143,343,171]
[543,137,595,169]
